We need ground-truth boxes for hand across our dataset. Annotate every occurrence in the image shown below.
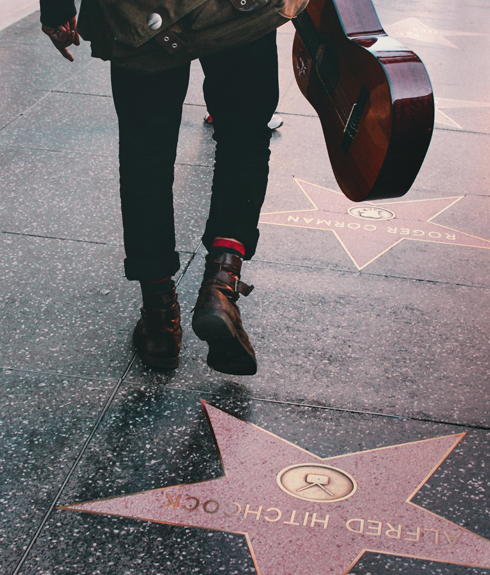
[42,16,80,62]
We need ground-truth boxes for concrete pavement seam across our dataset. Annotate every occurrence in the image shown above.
[138,385,490,432]
[10,353,137,575]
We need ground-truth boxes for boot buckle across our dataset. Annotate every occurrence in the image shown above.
[235,278,254,297]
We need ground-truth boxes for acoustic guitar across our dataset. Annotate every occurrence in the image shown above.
[292,0,434,202]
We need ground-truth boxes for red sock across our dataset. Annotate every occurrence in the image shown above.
[140,276,172,292]
[211,238,245,258]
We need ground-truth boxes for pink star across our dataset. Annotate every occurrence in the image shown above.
[259,179,490,269]
[62,403,490,575]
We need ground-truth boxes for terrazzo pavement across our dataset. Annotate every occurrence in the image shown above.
[1,1,489,574]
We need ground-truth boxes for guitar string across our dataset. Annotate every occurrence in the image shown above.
[309,11,354,120]
[294,20,349,125]
[296,11,351,120]
[294,12,352,124]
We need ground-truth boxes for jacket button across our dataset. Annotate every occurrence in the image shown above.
[147,13,163,30]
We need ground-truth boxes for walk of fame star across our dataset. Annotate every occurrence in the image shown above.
[62,403,490,575]
[386,17,487,49]
[259,179,490,270]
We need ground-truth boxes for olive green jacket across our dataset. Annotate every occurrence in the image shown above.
[78,0,308,72]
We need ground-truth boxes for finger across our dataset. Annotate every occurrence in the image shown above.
[56,44,74,62]
[67,16,80,45]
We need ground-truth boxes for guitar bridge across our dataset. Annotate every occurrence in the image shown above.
[341,85,370,156]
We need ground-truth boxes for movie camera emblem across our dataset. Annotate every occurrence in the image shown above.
[348,206,395,221]
[277,463,357,503]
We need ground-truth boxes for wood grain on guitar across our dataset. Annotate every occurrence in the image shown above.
[292,0,435,202]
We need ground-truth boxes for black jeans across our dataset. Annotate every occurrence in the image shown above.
[110,31,279,281]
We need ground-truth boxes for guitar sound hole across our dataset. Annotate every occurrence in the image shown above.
[314,33,339,96]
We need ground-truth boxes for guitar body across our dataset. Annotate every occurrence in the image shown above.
[292,0,434,201]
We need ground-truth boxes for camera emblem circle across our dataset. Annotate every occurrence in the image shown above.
[348,206,395,221]
[277,464,356,503]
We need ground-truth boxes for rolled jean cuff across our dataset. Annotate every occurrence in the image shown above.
[124,252,180,281]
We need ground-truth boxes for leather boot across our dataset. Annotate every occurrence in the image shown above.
[192,252,257,376]
[133,281,182,370]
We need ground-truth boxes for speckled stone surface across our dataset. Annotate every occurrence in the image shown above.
[0,234,190,378]
[0,87,47,131]
[1,0,490,573]
[0,149,212,251]
[0,369,117,574]
[0,30,93,94]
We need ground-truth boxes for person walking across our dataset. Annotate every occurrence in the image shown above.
[40,0,285,376]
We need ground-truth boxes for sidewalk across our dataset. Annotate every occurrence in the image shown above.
[1,3,489,574]
[0,0,37,32]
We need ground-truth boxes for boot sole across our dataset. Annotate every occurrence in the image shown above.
[192,309,257,376]
[133,330,180,370]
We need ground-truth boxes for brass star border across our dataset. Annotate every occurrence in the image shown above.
[61,402,490,575]
[259,179,490,270]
